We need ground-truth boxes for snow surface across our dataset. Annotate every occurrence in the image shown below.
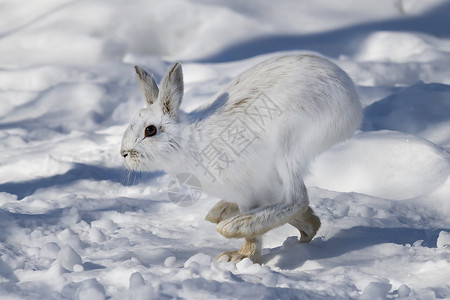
[1,0,450,299]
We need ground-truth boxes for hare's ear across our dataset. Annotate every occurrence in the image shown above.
[134,66,159,106]
[158,62,184,119]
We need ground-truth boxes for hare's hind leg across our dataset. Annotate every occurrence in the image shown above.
[216,182,309,239]
[217,236,262,263]
[289,206,321,243]
[205,200,239,224]
[216,149,311,240]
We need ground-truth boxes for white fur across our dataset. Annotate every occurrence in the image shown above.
[121,55,362,262]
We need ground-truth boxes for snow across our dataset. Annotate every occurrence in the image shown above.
[306,131,450,201]
[1,0,450,299]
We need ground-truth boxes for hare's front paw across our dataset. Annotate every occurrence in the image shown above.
[217,237,261,263]
[216,215,256,238]
[205,200,239,224]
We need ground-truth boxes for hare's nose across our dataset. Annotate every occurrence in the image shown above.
[121,150,129,158]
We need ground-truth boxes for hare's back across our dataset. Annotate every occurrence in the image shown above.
[217,54,361,165]
[222,55,358,117]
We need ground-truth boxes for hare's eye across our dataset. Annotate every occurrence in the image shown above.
[144,125,157,137]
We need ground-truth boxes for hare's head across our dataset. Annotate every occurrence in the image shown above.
[121,63,184,172]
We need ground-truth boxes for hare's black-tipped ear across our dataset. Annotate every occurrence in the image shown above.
[158,62,184,119]
[134,66,159,106]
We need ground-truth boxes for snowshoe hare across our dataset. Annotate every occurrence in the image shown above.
[121,54,362,263]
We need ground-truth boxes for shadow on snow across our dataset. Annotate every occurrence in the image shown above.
[0,162,163,200]
[197,2,450,63]
[362,82,450,144]
[264,226,448,270]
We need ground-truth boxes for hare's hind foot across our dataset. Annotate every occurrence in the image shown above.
[289,206,321,243]
[205,200,239,224]
[216,214,259,239]
[217,237,261,263]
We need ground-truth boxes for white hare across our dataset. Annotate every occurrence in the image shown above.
[121,54,362,263]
